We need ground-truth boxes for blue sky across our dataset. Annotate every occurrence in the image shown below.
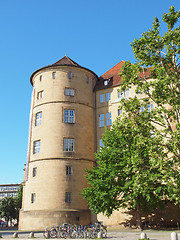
[0,0,179,184]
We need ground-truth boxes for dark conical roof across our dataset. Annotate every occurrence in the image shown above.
[52,56,80,66]
[30,56,98,85]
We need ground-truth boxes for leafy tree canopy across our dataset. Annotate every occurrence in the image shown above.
[119,6,180,165]
[83,116,179,228]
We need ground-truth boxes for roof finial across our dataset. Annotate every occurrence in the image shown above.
[65,52,67,57]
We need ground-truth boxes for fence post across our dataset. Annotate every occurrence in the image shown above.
[140,232,147,239]
[171,232,178,240]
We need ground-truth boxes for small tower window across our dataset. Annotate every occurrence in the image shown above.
[65,88,74,96]
[31,193,36,203]
[33,140,41,154]
[86,76,89,83]
[40,75,42,81]
[35,112,42,126]
[32,167,37,177]
[66,166,72,175]
[68,72,72,79]
[65,192,71,203]
[37,91,44,100]
[52,72,56,79]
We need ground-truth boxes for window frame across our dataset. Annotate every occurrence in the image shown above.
[68,72,72,79]
[106,92,111,102]
[99,114,105,127]
[52,72,56,79]
[65,192,71,203]
[63,138,74,152]
[32,167,37,177]
[106,112,112,126]
[31,193,36,203]
[33,140,41,154]
[35,111,42,126]
[66,166,72,176]
[100,94,105,103]
[64,109,75,123]
[65,88,75,96]
[37,90,44,100]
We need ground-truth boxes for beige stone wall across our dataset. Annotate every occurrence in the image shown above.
[96,82,156,148]
[19,65,97,230]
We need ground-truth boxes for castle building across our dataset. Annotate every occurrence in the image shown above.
[20,56,172,230]
[19,56,98,230]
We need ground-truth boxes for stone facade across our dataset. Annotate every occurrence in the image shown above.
[19,57,98,230]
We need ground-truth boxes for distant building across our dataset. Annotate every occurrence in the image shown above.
[0,184,20,199]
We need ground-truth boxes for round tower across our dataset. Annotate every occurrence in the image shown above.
[19,56,98,230]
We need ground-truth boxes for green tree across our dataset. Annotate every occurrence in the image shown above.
[119,6,180,174]
[83,116,175,229]
[83,5,180,229]
[14,184,23,223]
[0,197,17,226]
[0,185,23,226]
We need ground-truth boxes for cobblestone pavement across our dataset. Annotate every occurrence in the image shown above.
[0,230,179,240]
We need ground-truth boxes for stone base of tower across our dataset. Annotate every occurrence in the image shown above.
[19,209,95,231]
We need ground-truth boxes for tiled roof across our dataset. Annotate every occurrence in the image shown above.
[95,60,152,91]
[51,56,80,66]
[95,60,125,91]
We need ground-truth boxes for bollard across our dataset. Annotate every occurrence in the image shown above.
[97,230,103,239]
[13,232,18,238]
[171,232,178,240]
[29,232,34,238]
[140,232,147,239]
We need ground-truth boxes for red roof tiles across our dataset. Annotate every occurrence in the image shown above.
[95,60,152,91]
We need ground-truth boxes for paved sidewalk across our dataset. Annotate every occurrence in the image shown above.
[0,229,179,240]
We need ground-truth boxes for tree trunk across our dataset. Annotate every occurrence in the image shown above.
[136,202,143,230]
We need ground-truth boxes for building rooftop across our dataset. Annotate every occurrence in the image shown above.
[95,60,152,91]
[52,56,81,67]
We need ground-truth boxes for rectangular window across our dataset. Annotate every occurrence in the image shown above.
[64,110,74,123]
[106,112,112,126]
[147,104,154,112]
[35,112,42,126]
[65,88,74,96]
[118,89,129,99]
[99,114,104,127]
[52,72,56,79]
[99,139,104,148]
[64,138,74,152]
[68,72,72,79]
[100,94,105,103]
[33,140,40,154]
[139,106,145,113]
[40,75,42,81]
[66,166,72,175]
[118,90,123,99]
[104,80,108,86]
[37,91,44,100]
[125,89,130,98]
[65,192,71,203]
[106,92,111,102]
[118,109,123,115]
[32,167,37,177]
[31,193,36,203]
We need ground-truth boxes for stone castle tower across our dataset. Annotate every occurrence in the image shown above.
[19,56,98,230]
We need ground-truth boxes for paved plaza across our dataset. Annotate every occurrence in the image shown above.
[0,229,179,240]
